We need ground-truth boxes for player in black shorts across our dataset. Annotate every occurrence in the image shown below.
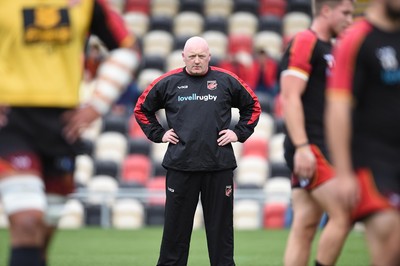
[326,0,400,264]
[280,0,354,265]
[0,1,139,265]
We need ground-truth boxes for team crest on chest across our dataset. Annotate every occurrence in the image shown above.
[207,80,218,90]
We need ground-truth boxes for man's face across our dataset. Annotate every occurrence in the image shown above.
[329,0,355,37]
[182,48,210,76]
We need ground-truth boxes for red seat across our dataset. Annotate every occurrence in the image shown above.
[124,0,150,14]
[146,176,166,205]
[242,137,269,159]
[259,0,287,18]
[121,154,152,185]
[129,116,147,139]
[263,203,287,229]
[227,34,253,55]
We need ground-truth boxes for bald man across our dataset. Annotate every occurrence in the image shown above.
[135,36,261,266]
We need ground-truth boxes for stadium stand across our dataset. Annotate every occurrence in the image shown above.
[60,0,347,230]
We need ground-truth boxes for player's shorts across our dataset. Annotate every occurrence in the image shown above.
[0,107,84,195]
[352,167,400,221]
[285,144,335,191]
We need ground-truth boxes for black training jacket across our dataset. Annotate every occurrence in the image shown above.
[134,66,261,171]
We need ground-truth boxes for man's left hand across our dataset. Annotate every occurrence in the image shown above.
[217,129,238,146]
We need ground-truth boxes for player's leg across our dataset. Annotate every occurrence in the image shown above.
[312,178,352,265]
[352,168,400,266]
[157,170,201,266]
[41,159,75,265]
[0,119,46,266]
[0,170,46,266]
[201,170,235,266]
[364,210,400,266]
[284,188,323,266]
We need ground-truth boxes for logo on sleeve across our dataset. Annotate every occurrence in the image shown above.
[207,80,218,90]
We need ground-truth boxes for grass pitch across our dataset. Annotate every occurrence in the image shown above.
[0,227,368,265]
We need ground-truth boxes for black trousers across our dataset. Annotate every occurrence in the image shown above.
[157,169,235,266]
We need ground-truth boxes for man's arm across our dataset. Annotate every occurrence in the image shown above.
[281,73,316,179]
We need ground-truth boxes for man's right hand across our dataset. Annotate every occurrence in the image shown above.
[294,145,316,181]
[162,128,179,144]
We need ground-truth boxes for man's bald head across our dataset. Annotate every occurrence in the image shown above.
[182,36,211,76]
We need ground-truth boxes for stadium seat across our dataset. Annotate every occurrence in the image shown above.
[230,107,240,129]
[102,113,129,135]
[145,176,166,226]
[273,93,284,118]
[232,141,243,160]
[94,132,128,166]
[253,112,275,140]
[258,15,283,35]
[173,11,204,38]
[128,137,152,156]
[84,203,103,226]
[166,50,185,71]
[234,200,261,230]
[233,0,259,15]
[107,0,125,14]
[228,12,258,37]
[123,12,149,38]
[204,0,233,18]
[120,154,153,186]
[241,135,269,159]
[274,117,286,134]
[204,16,228,33]
[129,116,147,139]
[264,177,292,204]
[202,31,228,60]
[124,0,150,14]
[145,204,165,226]
[58,199,85,229]
[269,161,291,178]
[254,31,283,61]
[179,0,204,14]
[142,30,174,57]
[286,0,312,16]
[235,156,269,188]
[151,142,169,165]
[227,33,253,54]
[147,176,166,206]
[259,0,287,18]
[283,12,312,38]
[149,15,173,32]
[93,159,119,179]
[173,35,190,51]
[151,0,179,18]
[263,202,287,229]
[81,117,103,142]
[74,154,94,187]
[269,133,286,164]
[257,93,275,114]
[112,198,145,229]
[137,68,165,92]
[140,55,166,71]
[87,175,119,205]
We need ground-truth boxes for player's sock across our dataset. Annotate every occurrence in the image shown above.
[10,247,41,266]
[315,261,329,266]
